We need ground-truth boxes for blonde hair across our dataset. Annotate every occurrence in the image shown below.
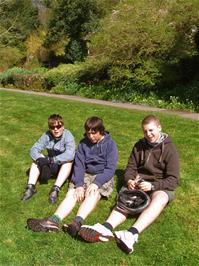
[141,115,161,127]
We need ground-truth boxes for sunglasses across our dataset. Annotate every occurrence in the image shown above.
[49,124,63,130]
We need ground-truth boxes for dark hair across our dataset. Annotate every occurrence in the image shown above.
[84,116,105,135]
[48,114,64,128]
[141,115,160,127]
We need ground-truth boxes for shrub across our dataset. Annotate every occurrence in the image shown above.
[0,67,48,90]
[0,46,24,71]
[11,74,46,91]
[45,59,107,89]
[51,82,82,95]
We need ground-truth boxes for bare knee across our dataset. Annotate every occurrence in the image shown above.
[84,191,101,202]
[64,188,76,199]
[60,162,73,170]
[151,191,169,208]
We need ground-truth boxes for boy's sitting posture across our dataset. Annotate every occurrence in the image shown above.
[27,116,118,237]
[79,115,180,254]
[22,114,75,204]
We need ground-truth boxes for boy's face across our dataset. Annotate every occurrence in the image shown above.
[86,130,104,143]
[49,123,64,138]
[142,122,161,143]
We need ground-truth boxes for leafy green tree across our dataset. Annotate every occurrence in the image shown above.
[0,0,39,70]
[44,0,104,63]
[88,0,199,91]
[0,0,39,48]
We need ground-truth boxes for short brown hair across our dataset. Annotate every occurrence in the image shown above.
[48,114,64,128]
[141,115,160,127]
[84,116,105,135]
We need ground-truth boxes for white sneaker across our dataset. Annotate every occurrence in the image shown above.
[79,223,114,242]
[114,230,138,254]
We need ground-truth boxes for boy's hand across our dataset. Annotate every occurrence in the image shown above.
[36,157,50,167]
[127,179,137,190]
[138,181,152,191]
[75,187,85,202]
[128,175,144,190]
[85,183,99,196]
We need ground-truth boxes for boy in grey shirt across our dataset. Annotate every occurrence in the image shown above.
[21,114,75,204]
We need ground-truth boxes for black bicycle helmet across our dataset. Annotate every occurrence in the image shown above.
[116,189,150,215]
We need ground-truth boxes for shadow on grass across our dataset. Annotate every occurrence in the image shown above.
[115,169,125,193]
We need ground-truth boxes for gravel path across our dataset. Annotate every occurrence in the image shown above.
[1,87,198,120]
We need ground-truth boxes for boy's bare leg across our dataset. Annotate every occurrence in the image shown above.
[113,191,169,254]
[54,188,77,220]
[132,190,169,233]
[54,162,73,188]
[27,162,40,185]
[106,210,127,229]
[76,191,101,220]
[61,190,101,237]
[21,162,40,201]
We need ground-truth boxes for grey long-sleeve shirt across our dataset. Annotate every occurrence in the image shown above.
[30,129,75,163]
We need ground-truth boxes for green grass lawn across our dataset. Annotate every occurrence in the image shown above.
[0,90,199,266]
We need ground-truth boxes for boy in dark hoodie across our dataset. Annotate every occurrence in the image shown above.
[79,115,180,254]
[27,116,118,237]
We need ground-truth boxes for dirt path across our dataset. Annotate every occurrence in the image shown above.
[1,87,199,120]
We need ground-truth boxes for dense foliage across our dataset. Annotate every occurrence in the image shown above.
[0,0,198,111]
[44,0,104,63]
[0,0,39,70]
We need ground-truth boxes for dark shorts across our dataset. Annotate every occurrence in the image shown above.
[39,163,62,183]
[157,189,176,202]
[69,173,114,198]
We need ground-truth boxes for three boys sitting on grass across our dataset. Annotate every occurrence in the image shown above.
[26,114,180,255]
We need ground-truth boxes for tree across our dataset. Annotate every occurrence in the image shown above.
[0,0,39,48]
[87,0,199,91]
[0,0,40,70]
[44,0,104,63]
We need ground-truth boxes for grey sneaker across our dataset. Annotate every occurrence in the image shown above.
[114,230,138,254]
[79,223,115,242]
[22,184,36,201]
[49,185,60,204]
[27,217,60,232]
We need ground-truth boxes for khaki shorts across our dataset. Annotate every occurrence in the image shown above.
[69,173,114,198]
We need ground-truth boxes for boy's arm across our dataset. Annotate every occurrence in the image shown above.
[93,141,118,187]
[30,133,48,161]
[124,146,139,184]
[152,144,180,191]
[71,143,86,187]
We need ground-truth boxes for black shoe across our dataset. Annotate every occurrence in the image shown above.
[27,217,60,232]
[49,185,60,204]
[22,184,36,201]
[63,220,82,237]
